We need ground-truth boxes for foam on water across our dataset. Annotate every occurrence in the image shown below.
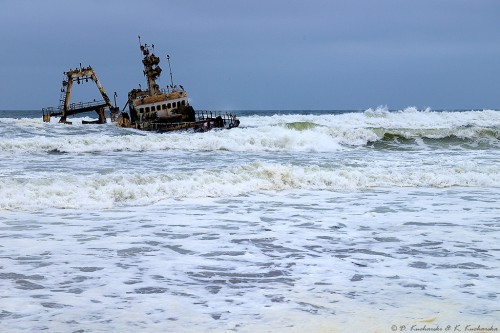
[1,108,499,332]
[0,159,498,210]
[0,108,499,154]
[0,189,498,332]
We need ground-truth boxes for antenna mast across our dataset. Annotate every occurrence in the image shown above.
[166,55,174,88]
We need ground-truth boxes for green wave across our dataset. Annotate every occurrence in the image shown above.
[284,121,319,131]
[372,127,500,141]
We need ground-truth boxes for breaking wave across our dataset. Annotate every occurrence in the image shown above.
[0,108,499,210]
[1,161,498,210]
[0,108,499,153]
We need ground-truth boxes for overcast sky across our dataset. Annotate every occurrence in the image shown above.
[1,0,499,111]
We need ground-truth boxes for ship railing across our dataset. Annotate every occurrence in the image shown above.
[161,86,184,94]
[42,99,108,122]
[43,100,107,113]
[67,100,107,111]
[196,110,238,126]
[42,106,59,113]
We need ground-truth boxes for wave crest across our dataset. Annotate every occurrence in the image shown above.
[1,161,498,211]
[0,109,498,154]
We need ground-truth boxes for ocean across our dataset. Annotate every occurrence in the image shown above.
[0,108,499,332]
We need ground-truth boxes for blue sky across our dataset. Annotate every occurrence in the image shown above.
[0,0,499,110]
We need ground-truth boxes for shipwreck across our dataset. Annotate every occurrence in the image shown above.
[42,66,119,125]
[43,37,240,132]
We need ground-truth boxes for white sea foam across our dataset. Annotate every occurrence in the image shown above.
[0,124,347,153]
[0,109,499,154]
[1,160,498,210]
[1,189,498,332]
[1,109,499,332]
[243,108,500,129]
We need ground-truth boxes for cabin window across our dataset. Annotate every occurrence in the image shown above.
[167,103,171,108]
[151,105,155,111]
[139,108,144,113]
[145,107,150,112]
[181,100,186,106]
[162,104,167,110]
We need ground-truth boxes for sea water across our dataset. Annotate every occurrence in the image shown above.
[0,108,499,332]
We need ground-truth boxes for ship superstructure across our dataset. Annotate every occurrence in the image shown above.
[118,38,239,131]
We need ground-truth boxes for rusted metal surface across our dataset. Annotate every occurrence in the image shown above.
[42,66,119,124]
[42,38,240,132]
[116,38,240,132]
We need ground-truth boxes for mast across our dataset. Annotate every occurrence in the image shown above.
[166,55,174,89]
[139,37,162,96]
